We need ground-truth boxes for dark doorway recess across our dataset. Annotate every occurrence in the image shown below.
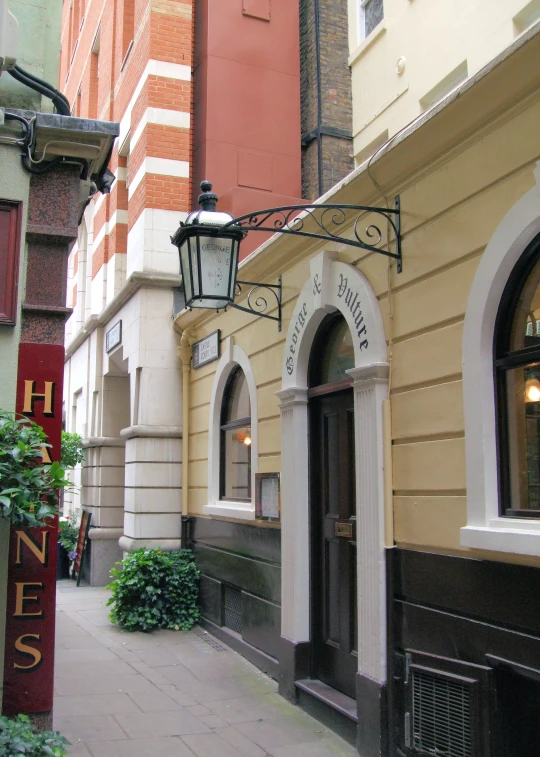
[308,312,357,699]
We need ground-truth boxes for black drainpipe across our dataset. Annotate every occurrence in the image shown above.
[313,0,323,198]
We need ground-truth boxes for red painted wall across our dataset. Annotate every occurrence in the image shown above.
[193,0,302,258]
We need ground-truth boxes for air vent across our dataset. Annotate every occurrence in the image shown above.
[223,586,243,634]
[412,669,472,757]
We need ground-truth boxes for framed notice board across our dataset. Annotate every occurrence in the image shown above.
[74,511,91,586]
[255,473,280,521]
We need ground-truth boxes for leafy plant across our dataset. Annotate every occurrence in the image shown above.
[0,411,69,527]
[107,548,200,632]
[0,713,68,756]
[60,431,85,469]
[58,513,80,560]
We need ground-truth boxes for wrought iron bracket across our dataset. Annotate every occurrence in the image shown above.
[229,276,282,332]
[223,196,402,273]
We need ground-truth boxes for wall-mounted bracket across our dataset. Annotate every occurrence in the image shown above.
[229,276,282,331]
[224,196,402,273]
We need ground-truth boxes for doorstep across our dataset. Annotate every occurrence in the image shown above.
[295,678,358,746]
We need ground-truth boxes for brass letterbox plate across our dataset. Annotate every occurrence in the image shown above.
[335,522,353,538]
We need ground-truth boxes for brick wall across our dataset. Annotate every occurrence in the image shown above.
[60,0,194,298]
[300,0,353,200]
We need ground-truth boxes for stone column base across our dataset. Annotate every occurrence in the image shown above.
[86,527,123,586]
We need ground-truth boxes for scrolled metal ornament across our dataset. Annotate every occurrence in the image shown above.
[230,277,283,332]
[223,197,402,272]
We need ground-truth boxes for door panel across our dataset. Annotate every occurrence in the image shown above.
[310,389,357,698]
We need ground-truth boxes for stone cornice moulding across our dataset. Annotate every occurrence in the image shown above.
[119,536,182,552]
[347,363,390,384]
[82,436,125,448]
[65,271,182,360]
[120,424,183,439]
[276,387,309,408]
[88,527,124,541]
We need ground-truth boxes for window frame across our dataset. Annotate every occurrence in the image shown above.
[0,200,22,326]
[205,338,258,520]
[494,234,540,519]
[358,0,384,41]
[219,366,252,503]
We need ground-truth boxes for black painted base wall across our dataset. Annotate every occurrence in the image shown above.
[190,517,281,664]
[391,549,540,757]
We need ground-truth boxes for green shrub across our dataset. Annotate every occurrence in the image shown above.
[106,548,200,632]
[0,411,69,527]
[0,713,68,756]
[60,432,85,469]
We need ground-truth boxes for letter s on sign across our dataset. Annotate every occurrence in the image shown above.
[14,634,43,671]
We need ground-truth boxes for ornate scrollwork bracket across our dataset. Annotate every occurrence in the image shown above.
[230,276,283,332]
[223,196,402,273]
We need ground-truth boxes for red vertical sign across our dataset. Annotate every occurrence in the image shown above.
[2,343,64,715]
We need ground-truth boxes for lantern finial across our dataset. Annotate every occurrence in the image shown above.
[198,181,218,212]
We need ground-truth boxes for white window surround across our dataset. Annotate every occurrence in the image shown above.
[205,337,258,520]
[461,162,540,556]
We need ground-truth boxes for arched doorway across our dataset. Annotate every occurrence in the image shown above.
[308,313,357,697]
[278,252,389,750]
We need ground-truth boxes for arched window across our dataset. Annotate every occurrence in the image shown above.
[220,366,251,501]
[495,233,540,518]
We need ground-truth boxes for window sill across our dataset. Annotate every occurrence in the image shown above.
[348,21,387,67]
[460,520,540,556]
[204,501,255,521]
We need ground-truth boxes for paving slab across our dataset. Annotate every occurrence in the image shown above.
[53,714,128,743]
[214,725,268,757]
[114,710,209,738]
[53,583,357,757]
[54,693,141,717]
[85,737,195,757]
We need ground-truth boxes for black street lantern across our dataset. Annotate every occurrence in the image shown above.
[171,181,246,310]
[172,180,402,331]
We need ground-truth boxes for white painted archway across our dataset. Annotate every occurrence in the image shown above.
[277,251,389,686]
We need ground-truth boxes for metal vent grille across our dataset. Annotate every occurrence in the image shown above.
[223,586,243,634]
[412,669,472,757]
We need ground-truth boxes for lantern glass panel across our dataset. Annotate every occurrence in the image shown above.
[186,235,238,309]
[179,238,194,303]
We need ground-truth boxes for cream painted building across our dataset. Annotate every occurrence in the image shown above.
[348,0,540,162]
[174,24,540,757]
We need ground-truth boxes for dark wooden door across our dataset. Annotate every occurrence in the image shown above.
[309,388,357,698]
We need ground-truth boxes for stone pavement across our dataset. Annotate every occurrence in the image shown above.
[54,581,357,757]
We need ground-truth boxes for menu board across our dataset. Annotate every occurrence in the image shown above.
[255,473,280,521]
[73,511,91,586]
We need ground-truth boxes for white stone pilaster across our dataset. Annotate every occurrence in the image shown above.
[348,362,389,684]
[277,387,310,643]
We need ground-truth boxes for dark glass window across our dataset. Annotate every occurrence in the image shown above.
[309,312,354,389]
[363,0,383,38]
[220,367,251,501]
[495,234,540,517]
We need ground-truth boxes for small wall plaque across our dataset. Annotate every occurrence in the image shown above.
[255,472,280,521]
[192,330,220,369]
[106,320,122,352]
